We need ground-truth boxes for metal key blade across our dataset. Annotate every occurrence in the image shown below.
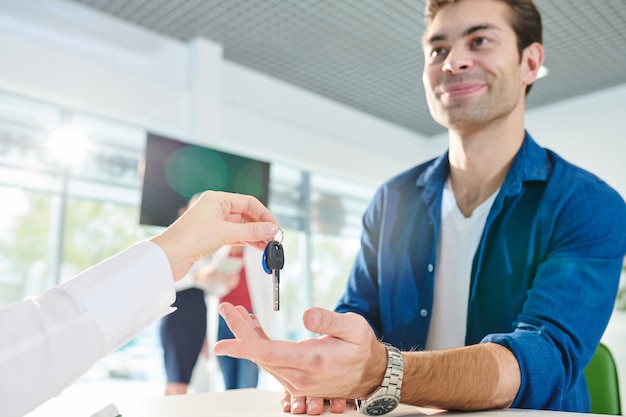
[265,241,284,312]
[273,269,280,311]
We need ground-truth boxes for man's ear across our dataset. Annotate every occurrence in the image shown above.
[521,42,545,86]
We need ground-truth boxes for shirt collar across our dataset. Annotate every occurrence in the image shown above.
[501,131,552,195]
[416,131,552,197]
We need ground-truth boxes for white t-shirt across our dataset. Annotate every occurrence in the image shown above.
[425,178,498,351]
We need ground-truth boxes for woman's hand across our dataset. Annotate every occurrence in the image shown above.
[150,191,279,280]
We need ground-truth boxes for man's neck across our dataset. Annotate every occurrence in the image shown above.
[447,121,525,217]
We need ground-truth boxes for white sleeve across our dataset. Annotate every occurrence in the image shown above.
[0,241,176,417]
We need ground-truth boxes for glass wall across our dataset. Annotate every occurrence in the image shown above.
[0,89,375,397]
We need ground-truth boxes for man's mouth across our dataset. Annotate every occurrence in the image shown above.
[439,82,486,98]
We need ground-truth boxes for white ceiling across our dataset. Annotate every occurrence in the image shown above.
[66,0,626,137]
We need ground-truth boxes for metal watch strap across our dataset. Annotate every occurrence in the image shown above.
[356,343,404,415]
[380,343,403,399]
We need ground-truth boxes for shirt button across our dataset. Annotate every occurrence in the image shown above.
[427,264,434,272]
[420,309,428,317]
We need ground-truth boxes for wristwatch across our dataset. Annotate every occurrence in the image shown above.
[356,343,404,416]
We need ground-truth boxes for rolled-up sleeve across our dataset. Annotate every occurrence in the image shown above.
[484,177,626,411]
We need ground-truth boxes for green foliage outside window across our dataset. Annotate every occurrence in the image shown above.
[62,197,158,279]
[0,192,50,304]
[0,190,161,306]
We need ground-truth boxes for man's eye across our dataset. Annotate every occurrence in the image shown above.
[471,37,489,47]
[430,47,448,59]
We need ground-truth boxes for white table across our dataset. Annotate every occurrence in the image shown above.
[29,388,592,417]
[111,389,585,417]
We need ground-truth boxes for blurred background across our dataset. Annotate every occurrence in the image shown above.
[0,0,624,415]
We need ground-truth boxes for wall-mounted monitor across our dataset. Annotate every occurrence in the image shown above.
[140,133,270,227]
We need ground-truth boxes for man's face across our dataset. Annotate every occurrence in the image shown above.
[422,0,526,132]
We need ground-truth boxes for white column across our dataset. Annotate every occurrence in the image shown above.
[187,38,224,147]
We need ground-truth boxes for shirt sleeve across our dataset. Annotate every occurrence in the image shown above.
[334,187,384,334]
[0,241,176,417]
[483,178,626,410]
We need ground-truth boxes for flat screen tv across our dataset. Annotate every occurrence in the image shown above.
[140,133,270,227]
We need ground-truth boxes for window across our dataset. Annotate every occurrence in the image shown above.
[0,187,52,304]
[0,89,375,401]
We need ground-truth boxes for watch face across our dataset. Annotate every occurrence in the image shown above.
[364,397,399,416]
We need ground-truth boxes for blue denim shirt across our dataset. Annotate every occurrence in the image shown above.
[336,132,626,412]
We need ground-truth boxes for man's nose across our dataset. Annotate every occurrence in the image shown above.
[441,48,473,74]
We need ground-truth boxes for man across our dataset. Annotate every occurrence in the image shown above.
[0,191,279,417]
[215,0,626,415]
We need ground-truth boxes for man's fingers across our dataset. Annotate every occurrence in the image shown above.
[305,397,324,415]
[280,390,292,412]
[213,338,294,363]
[303,308,370,345]
[329,398,348,413]
[291,396,308,415]
[280,393,346,416]
[217,302,264,340]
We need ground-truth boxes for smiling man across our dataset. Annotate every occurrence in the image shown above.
[215,0,626,414]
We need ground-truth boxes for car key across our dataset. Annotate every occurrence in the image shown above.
[262,235,284,311]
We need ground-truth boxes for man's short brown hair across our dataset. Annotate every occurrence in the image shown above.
[424,0,542,94]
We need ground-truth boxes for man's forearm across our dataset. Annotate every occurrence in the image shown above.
[400,343,520,410]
